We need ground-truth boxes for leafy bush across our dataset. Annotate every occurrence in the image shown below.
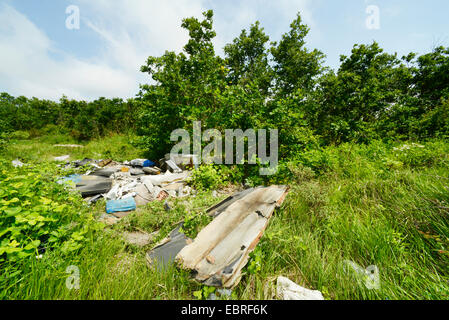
[10,131,30,140]
[0,161,103,263]
[392,142,448,167]
[189,165,229,191]
[0,134,7,153]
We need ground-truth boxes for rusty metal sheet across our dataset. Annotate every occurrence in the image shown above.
[175,185,289,288]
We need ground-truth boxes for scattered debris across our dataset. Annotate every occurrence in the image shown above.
[146,223,192,269]
[54,144,84,148]
[143,172,191,187]
[12,159,24,168]
[208,289,233,300]
[73,158,96,168]
[98,159,112,167]
[276,276,324,300]
[143,167,161,175]
[130,159,155,168]
[165,154,199,170]
[344,260,380,290]
[130,168,145,176]
[164,159,183,173]
[87,194,102,204]
[175,185,289,288]
[54,155,70,162]
[76,175,112,197]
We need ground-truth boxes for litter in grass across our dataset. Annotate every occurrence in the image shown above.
[175,185,289,288]
[55,155,194,221]
[12,159,24,167]
[276,276,324,300]
[53,144,84,148]
[106,197,137,214]
[54,155,70,162]
[146,223,192,269]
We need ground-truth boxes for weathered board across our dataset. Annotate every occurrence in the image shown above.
[176,185,289,288]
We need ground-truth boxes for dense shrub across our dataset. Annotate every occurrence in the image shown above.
[0,161,103,264]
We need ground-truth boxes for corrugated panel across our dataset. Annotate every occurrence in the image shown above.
[176,185,289,288]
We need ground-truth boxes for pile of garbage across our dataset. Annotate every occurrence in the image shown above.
[57,154,198,219]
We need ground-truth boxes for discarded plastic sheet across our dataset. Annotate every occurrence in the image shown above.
[130,168,145,176]
[175,185,289,288]
[143,172,190,187]
[106,197,137,214]
[276,276,324,300]
[76,176,112,197]
[12,159,24,168]
[90,168,117,178]
[146,224,191,269]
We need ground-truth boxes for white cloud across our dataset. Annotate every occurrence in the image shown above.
[0,3,136,101]
[0,0,314,101]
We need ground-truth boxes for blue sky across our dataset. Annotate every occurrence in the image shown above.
[1,0,448,101]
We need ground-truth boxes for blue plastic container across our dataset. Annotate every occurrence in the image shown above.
[130,159,156,168]
[106,197,137,214]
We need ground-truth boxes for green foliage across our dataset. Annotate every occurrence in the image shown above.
[247,247,264,275]
[189,165,229,191]
[179,212,212,239]
[10,131,30,140]
[0,133,7,153]
[0,161,103,263]
[193,286,216,300]
[0,93,140,141]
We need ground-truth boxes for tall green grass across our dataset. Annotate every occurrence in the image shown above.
[1,137,448,300]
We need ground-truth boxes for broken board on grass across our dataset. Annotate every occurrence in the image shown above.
[146,223,192,270]
[175,185,289,288]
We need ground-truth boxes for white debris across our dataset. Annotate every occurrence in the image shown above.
[12,159,24,168]
[167,154,200,170]
[276,276,325,300]
[54,155,70,162]
[54,144,84,148]
[165,159,183,173]
[142,171,190,187]
[343,260,380,290]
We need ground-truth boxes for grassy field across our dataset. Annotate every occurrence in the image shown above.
[1,134,448,300]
